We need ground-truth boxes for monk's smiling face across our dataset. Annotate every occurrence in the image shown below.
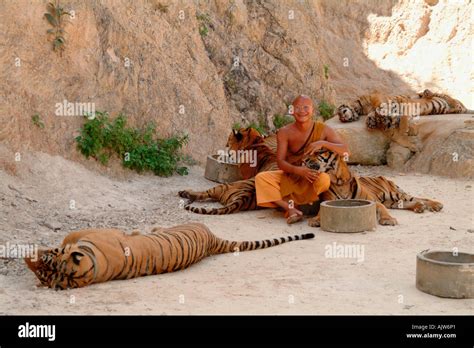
[292,96,313,124]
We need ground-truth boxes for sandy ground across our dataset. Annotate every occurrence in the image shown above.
[0,150,473,315]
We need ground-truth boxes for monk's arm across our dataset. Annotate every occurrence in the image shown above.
[307,126,349,157]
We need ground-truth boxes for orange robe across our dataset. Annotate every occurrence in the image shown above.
[255,121,331,208]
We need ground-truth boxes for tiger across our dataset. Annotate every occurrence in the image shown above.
[337,89,472,131]
[226,127,278,179]
[302,149,443,226]
[25,223,314,289]
[178,127,278,215]
[337,89,474,132]
[337,90,473,152]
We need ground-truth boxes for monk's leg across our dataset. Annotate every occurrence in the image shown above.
[255,171,303,221]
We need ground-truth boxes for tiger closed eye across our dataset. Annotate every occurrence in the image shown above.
[71,252,83,265]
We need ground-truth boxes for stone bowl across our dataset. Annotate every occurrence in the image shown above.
[320,199,376,233]
[416,250,474,299]
[204,154,242,183]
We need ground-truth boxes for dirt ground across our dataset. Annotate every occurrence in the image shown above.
[0,150,473,314]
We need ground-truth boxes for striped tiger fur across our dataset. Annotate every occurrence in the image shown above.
[303,150,443,226]
[337,90,473,131]
[24,223,314,289]
[179,128,278,215]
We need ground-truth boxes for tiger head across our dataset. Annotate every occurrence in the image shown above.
[303,149,352,185]
[337,100,362,123]
[25,244,95,290]
[226,127,264,151]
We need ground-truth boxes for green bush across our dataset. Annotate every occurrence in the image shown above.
[247,121,267,136]
[273,114,293,129]
[75,111,188,176]
[318,100,335,121]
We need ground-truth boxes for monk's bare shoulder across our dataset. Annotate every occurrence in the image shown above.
[279,123,298,136]
[277,124,292,139]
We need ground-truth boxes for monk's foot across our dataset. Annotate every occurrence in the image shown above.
[286,208,303,224]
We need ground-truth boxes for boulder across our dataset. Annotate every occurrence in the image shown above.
[325,116,390,165]
[326,114,474,178]
[406,117,474,178]
[387,143,413,168]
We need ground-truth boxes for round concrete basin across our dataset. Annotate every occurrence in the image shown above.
[320,199,376,233]
[416,250,474,299]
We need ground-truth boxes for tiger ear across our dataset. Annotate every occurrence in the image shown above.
[333,156,352,185]
[24,248,49,273]
[235,131,243,141]
[71,251,84,265]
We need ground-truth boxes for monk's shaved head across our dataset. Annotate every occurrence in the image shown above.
[292,95,313,106]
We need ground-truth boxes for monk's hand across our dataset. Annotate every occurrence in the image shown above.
[295,166,320,183]
[304,141,325,156]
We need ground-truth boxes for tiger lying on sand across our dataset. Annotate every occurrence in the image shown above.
[179,128,277,214]
[303,149,443,226]
[25,223,314,289]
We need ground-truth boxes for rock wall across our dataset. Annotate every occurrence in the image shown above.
[0,0,471,170]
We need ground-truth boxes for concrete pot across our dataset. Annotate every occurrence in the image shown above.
[320,199,376,233]
[204,154,242,183]
[416,250,474,299]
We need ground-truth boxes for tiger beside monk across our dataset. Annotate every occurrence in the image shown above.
[25,223,314,289]
[303,149,443,226]
[178,127,278,214]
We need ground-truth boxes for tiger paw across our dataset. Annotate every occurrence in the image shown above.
[307,216,321,227]
[413,202,426,213]
[178,190,190,198]
[379,216,398,226]
[427,201,443,212]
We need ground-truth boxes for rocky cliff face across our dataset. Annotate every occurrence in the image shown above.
[0,0,471,170]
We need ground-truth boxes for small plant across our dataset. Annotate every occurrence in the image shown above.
[196,13,211,37]
[323,64,330,80]
[31,114,45,129]
[273,114,293,129]
[44,0,71,56]
[232,122,242,130]
[318,100,335,121]
[75,111,189,176]
[155,2,169,13]
[224,75,238,94]
[247,121,267,136]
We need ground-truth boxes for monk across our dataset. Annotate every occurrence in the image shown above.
[255,95,350,224]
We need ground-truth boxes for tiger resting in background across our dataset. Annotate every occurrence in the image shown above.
[337,89,472,129]
[178,128,278,214]
[336,89,473,151]
[25,223,314,289]
[303,149,443,226]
